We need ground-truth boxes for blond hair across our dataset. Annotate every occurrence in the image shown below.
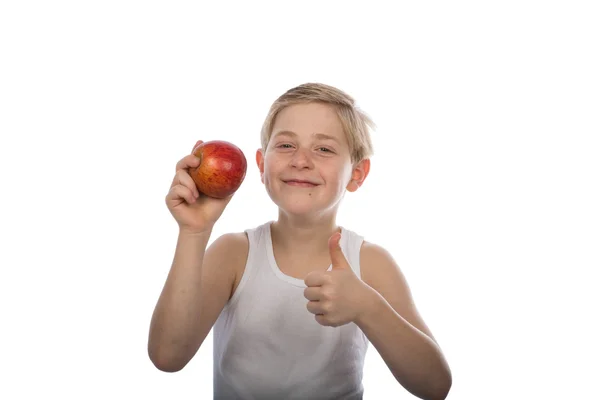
[260,82,375,164]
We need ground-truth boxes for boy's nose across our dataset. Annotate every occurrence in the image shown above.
[289,148,313,169]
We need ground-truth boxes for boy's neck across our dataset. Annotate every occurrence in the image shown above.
[270,215,340,256]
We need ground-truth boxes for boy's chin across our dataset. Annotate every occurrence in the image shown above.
[273,199,321,216]
[279,205,318,217]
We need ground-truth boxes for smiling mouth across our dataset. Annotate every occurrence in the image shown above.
[284,180,319,187]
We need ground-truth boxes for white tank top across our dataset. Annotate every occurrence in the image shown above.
[213,221,370,399]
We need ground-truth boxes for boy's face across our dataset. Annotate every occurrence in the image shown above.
[256,102,369,218]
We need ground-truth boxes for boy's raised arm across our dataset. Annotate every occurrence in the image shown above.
[147,146,247,372]
[147,230,247,372]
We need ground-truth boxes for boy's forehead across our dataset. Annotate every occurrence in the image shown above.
[272,103,346,140]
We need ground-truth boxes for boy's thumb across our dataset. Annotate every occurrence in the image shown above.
[329,231,350,270]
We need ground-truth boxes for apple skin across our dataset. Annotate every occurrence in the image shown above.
[189,140,247,199]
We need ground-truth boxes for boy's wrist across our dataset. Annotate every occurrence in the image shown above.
[354,285,385,327]
[178,227,213,240]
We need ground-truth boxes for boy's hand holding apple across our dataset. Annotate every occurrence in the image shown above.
[165,140,247,235]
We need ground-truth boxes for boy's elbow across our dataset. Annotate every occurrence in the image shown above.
[432,371,452,400]
[418,367,452,400]
[151,359,185,373]
[148,346,187,373]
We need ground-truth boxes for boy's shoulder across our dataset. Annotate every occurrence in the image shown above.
[359,239,388,257]
[209,230,249,261]
[359,240,396,268]
[211,219,273,260]
[358,239,402,288]
[215,229,249,244]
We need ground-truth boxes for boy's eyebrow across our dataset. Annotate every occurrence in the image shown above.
[272,130,341,144]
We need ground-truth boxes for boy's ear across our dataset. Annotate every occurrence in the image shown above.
[256,148,265,184]
[346,158,371,192]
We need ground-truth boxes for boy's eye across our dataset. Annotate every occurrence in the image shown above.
[275,143,334,153]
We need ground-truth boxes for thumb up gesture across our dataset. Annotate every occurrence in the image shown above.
[304,231,374,327]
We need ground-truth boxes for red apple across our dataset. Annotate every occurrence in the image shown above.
[189,140,247,199]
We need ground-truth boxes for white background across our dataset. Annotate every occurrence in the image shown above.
[1,1,599,399]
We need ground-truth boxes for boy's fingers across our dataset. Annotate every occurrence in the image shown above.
[304,271,327,287]
[171,170,200,198]
[175,154,201,172]
[192,140,204,153]
[166,185,196,205]
[303,287,322,301]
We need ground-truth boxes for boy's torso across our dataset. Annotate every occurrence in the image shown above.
[213,222,369,400]
[229,233,335,299]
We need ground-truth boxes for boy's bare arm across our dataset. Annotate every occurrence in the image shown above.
[147,230,247,372]
[357,242,452,400]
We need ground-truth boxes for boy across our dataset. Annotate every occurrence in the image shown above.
[148,83,452,399]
